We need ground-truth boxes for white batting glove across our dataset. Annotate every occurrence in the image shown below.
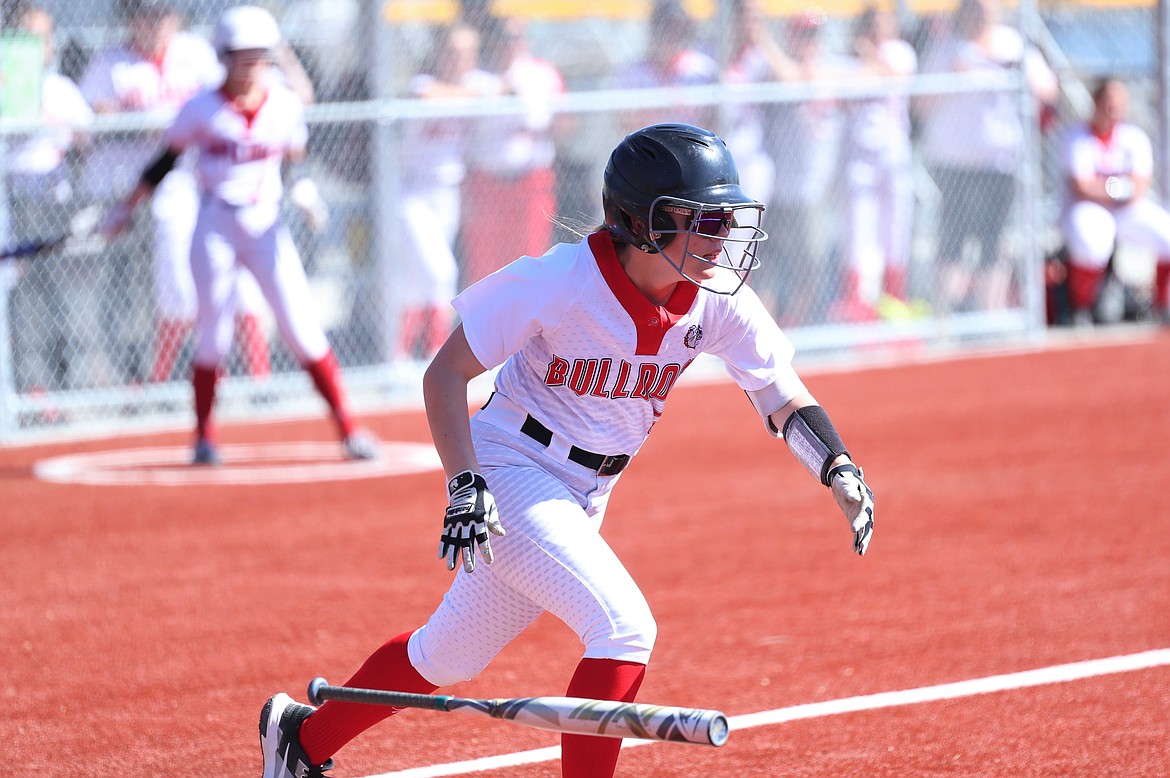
[827,463,875,556]
[440,470,506,573]
[99,202,133,242]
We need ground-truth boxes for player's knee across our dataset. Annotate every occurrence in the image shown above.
[407,623,495,687]
[581,611,657,665]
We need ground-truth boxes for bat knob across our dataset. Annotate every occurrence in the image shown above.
[307,677,328,707]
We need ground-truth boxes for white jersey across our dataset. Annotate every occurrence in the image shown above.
[467,53,564,176]
[455,232,805,457]
[1060,122,1152,211]
[165,83,307,208]
[79,32,222,197]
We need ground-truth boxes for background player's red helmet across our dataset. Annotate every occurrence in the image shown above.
[602,123,767,294]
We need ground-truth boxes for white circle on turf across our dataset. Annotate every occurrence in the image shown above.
[33,441,442,486]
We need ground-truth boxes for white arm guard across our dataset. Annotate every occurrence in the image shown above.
[744,365,807,438]
[781,405,850,486]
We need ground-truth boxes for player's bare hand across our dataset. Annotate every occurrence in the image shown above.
[440,469,506,573]
[828,463,875,556]
[99,202,133,242]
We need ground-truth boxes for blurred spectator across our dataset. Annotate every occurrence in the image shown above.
[1059,77,1170,326]
[4,5,93,396]
[460,16,567,287]
[615,0,719,132]
[752,7,847,325]
[833,6,918,321]
[389,21,500,360]
[80,0,271,385]
[917,0,1057,314]
[723,0,781,204]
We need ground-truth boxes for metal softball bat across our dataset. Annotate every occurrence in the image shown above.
[307,677,730,747]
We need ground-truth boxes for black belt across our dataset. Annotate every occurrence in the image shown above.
[519,415,631,476]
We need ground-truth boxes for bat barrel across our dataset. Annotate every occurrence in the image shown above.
[470,696,731,747]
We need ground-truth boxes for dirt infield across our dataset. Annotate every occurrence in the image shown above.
[3,332,1168,776]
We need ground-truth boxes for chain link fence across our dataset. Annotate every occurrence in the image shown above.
[0,0,1162,440]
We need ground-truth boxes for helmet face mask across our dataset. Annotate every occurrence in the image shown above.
[648,197,765,295]
[602,123,768,295]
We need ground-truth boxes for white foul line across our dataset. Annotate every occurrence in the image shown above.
[360,648,1170,778]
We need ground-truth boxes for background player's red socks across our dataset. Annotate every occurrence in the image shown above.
[304,351,354,438]
[560,658,647,778]
[151,318,190,383]
[1155,262,1170,309]
[236,313,271,378]
[298,631,437,764]
[192,363,218,441]
[1065,262,1105,313]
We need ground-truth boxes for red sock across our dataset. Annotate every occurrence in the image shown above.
[1065,263,1105,312]
[1155,262,1170,308]
[883,266,908,300]
[192,363,219,441]
[236,313,270,378]
[151,318,190,383]
[298,631,437,765]
[304,351,354,438]
[561,658,647,778]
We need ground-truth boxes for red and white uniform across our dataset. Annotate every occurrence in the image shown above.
[164,81,327,366]
[462,53,565,286]
[1060,121,1170,269]
[842,39,917,305]
[408,232,807,685]
[79,32,264,322]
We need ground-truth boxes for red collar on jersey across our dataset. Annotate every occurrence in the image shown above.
[1092,124,1115,145]
[219,86,269,129]
[589,231,697,357]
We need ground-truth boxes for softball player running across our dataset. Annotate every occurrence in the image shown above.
[101,5,377,465]
[257,124,875,777]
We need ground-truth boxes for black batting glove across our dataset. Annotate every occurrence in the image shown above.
[440,470,506,573]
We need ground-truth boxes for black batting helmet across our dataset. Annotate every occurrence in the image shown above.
[602,123,766,293]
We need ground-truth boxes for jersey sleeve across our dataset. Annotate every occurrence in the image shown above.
[163,96,202,150]
[452,251,576,370]
[705,284,808,424]
[287,95,308,154]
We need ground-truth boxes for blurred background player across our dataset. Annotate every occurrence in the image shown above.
[100,5,377,464]
[460,15,566,288]
[834,6,918,321]
[754,7,848,324]
[615,0,719,132]
[1059,77,1170,326]
[80,0,272,387]
[4,5,93,400]
[917,0,1057,314]
[390,21,499,360]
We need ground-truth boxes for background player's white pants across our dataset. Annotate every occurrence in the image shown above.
[152,171,265,320]
[408,419,656,687]
[190,197,329,366]
[842,152,914,303]
[1062,199,1170,269]
[395,186,459,308]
